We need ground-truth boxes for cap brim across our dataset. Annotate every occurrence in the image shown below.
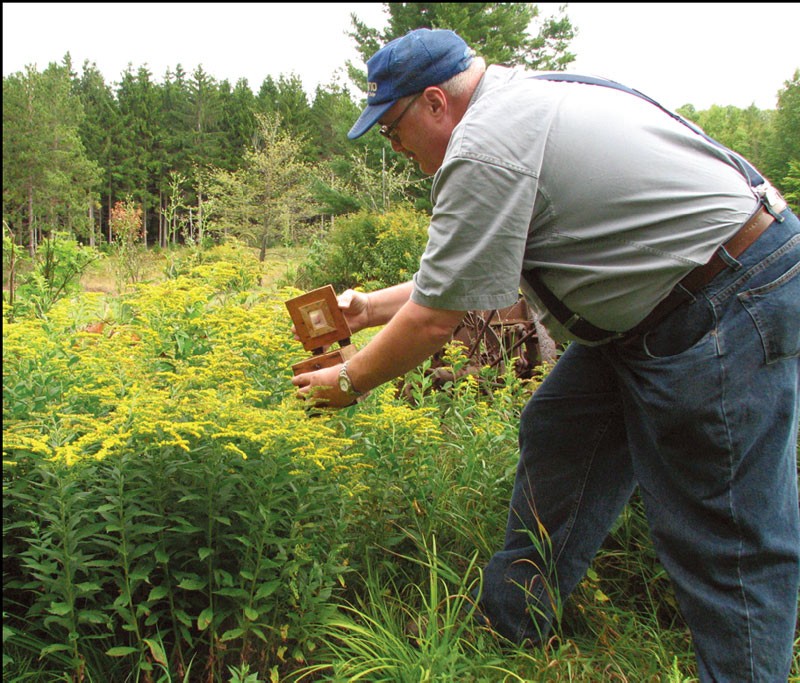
[347,99,396,140]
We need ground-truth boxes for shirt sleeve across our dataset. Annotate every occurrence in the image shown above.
[411,154,539,311]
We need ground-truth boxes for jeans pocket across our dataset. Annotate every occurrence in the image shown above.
[738,259,800,364]
[640,295,716,359]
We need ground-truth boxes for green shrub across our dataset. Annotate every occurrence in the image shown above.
[3,231,99,320]
[295,206,429,291]
[164,238,264,292]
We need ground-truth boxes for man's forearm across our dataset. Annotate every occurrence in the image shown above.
[346,300,465,392]
[365,281,415,327]
[290,290,464,408]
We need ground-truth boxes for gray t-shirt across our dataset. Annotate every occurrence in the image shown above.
[411,65,759,342]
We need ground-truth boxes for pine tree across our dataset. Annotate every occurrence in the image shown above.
[73,60,120,244]
[3,59,100,252]
[219,77,258,170]
[348,3,576,73]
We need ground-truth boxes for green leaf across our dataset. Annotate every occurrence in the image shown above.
[143,638,168,666]
[147,585,169,601]
[198,547,213,561]
[250,627,268,642]
[215,568,234,586]
[106,646,139,657]
[77,609,107,624]
[74,581,102,595]
[177,577,206,591]
[594,589,610,602]
[197,607,214,630]
[130,541,157,559]
[220,628,245,642]
[234,535,254,549]
[129,569,152,583]
[213,587,248,598]
[47,602,72,616]
[244,606,259,621]
[254,580,281,601]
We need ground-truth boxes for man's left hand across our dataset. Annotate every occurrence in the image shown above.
[291,364,356,409]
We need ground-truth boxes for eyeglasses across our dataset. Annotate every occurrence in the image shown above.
[379,93,422,143]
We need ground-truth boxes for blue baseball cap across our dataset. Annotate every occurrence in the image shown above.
[347,28,474,140]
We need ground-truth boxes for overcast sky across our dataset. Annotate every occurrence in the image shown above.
[3,3,799,112]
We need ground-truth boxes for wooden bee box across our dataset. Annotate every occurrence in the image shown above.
[285,285,357,375]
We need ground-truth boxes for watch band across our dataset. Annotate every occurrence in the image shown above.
[339,361,363,397]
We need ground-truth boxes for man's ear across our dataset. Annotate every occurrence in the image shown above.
[420,86,448,120]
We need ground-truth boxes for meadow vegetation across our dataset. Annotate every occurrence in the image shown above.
[3,239,798,682]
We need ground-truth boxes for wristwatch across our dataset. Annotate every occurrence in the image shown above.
[338,362,363,398]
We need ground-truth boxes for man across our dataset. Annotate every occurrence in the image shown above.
[292,28,800,682]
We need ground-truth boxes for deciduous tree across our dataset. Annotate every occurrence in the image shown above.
[205,113,317,259]
[765,69,800,203]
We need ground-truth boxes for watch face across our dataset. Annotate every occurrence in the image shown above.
[338,372,350,393]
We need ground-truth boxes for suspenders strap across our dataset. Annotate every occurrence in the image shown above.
[521,269,620,343]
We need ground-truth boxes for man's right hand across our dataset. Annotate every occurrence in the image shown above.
[337,289,371,334]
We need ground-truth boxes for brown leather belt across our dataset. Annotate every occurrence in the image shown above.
[624,204,779,340]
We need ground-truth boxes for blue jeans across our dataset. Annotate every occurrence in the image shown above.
[480,208,800,682]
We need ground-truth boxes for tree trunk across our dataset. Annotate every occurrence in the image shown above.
[198,192,204,243]
[158,190,164,248]
[5,226,18,314]
[141,200,147,248]
[88,201,95,247]
[27,184,35,256]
